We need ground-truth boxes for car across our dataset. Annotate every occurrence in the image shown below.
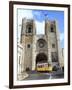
[52,65,61,71]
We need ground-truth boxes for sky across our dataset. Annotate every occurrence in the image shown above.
[18,9,64,48]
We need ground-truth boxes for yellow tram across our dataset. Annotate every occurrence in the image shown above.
[36,63,52,72]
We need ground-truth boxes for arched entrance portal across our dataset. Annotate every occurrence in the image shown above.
[36,53,47,64]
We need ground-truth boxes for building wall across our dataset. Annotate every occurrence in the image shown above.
[17,43,24,75]
[60,48,64,67]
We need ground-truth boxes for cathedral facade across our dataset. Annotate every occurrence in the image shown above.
[20,18,63,71]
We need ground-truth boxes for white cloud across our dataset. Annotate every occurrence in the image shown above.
[60,32,64,41]
[35,21,45,34]
[18,9,33,25]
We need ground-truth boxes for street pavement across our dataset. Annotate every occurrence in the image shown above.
[23,70,64,80]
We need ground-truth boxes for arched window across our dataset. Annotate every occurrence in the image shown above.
[26,25,32,33]
[27,44,30,48]
[28,26,32,33]
[50,24,54,32]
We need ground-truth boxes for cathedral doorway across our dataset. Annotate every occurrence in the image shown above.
[36,53,47,64]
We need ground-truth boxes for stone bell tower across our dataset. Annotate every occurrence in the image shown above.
[20,18,36,71]
[45,20,62,67]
